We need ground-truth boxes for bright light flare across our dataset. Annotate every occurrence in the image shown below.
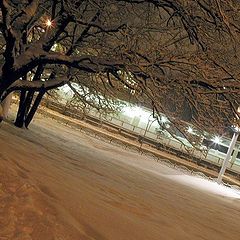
[45,19,52,27]
[212,136,221,144]
[187,126,193,134]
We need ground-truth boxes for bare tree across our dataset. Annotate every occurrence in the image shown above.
[0,0,240,145]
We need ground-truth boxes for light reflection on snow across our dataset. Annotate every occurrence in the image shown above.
[169,175,240,199]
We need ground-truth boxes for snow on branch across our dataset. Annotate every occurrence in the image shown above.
[1,77,69,101]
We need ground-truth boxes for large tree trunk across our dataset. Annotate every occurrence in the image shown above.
[25,90,45,128]
[14,89,45,128]
[14,90,27,128]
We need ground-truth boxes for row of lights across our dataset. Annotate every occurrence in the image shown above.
[159,115,222,144]
[129,106,224,145]
[187,126,221,144]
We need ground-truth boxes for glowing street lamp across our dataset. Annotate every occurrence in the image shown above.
[44,19,53,39]
[212,136,221,144]
[45,19,52,27]
[217,111,240,183]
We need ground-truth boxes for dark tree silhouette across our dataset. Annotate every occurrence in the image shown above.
[0,0,240,144]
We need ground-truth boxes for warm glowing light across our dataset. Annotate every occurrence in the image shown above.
[212,136,221,144]
[45,19,52,27]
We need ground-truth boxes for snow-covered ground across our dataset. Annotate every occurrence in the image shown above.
[1,113,240,240]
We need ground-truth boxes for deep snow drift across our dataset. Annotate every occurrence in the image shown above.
[0,113,240,240]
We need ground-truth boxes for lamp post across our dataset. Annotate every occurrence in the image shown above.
[139,114,155,151]
[217,118,240,184]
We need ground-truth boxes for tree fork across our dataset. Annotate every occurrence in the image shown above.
[25,89,45,128]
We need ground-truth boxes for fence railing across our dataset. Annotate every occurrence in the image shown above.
[42,100,240,177]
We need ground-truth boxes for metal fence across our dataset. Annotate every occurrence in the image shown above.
[43,100,240,178]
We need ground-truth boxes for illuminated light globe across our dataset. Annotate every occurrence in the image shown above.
[212,136,221,144]
[46,19,52,27]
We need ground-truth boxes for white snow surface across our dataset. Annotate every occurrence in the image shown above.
[1,112,240,240]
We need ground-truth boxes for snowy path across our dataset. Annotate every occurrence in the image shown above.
[0,114,240,240]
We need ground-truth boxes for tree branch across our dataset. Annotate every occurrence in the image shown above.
[1,77,69,101]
